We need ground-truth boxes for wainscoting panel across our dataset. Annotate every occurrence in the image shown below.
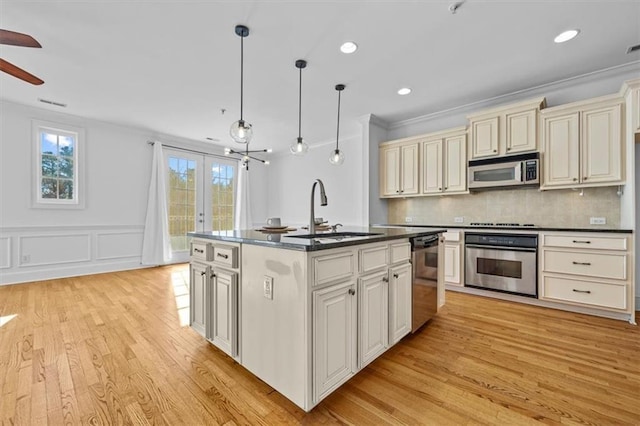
[0,237,10,269]
[96,231,144,260]
[0,225,148,285]
[19,233,91,267]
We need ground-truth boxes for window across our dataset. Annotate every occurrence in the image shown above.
[32,120,85,208]
[210,162,236,232]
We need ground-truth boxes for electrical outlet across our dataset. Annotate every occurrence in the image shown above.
[405,217,413,223]
[590,217,606,225]
[263,276,274,300]
[454,217,464,223]
[21,255,30,264]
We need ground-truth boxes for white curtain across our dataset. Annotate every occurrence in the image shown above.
[141,142,172,265]
[234,167,253,230]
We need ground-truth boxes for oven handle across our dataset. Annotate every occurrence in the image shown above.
[465,244,537,253]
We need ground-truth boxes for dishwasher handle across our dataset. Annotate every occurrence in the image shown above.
[411,235,440,250]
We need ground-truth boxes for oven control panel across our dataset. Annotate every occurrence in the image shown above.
[465,232,538,248]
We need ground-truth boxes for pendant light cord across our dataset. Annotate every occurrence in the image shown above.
[298,66,302,140]
[240,33,244,121]
[335,89,341,151]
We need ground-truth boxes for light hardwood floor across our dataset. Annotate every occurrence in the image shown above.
[1,264,638,425]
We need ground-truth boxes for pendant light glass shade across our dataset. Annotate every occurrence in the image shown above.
[231,25,252,144]
[329,84,346,166]
[290,59,309,156]
[329,148,344,165]
[230,119,253,144]
[290,137,309,155]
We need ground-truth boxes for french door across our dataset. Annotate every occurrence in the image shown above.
[165,149,238,262]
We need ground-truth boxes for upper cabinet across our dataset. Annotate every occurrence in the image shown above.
[541,95,624,190]
[620,78,640,137]
[422,127,467,195]
[379,140,420,197]
[467,97,546,159]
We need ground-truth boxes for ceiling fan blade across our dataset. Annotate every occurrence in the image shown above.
[0,58,44,85]
[0,29,42,48]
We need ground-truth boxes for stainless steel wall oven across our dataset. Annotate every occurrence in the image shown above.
[465,232,538,297]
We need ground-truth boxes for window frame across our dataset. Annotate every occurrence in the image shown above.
[31,119,86,209]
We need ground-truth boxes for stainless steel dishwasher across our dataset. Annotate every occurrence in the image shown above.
[411,235,439,332]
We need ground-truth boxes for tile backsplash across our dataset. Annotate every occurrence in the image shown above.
[388,186,621,228]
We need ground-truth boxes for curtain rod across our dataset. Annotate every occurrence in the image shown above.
[147,141,230,161]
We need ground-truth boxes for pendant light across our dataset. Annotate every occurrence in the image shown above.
[230,25,253,144]
[329,84,346,165]
[224,145,272,171]
[290,59,309,155]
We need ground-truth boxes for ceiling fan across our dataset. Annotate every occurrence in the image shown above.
[0,29,44,85]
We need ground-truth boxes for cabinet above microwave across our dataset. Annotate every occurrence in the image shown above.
[467,97,546,160]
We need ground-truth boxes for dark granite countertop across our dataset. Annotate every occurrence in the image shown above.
[373,224,633,234]
[189,226,446,252]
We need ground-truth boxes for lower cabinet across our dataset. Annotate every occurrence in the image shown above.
[442,231,463,287]
[190,240,240,359]
[210,268,238,357]
[358,271,389,368]
[190,262,210,338]
[312,280,357,402]
[388,263,412,345]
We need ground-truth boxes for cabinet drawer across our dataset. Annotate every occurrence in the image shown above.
[541,276,626,310]
[191,241,213,261]
[543,250,626,280]
[360,245,388,274]
[442,231,461,242]
[542,235,627,251]
[213,245,238,268]
[313,251,355,287]
[389,241,411,265]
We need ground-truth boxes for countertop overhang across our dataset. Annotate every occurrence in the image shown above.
[188,226,446,251]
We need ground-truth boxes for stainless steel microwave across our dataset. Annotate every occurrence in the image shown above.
[468,152,539,190]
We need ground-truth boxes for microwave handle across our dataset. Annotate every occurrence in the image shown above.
[515,162,523,182]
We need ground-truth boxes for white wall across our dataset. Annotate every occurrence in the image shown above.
[265,136,364,227]
[0,100,255,285]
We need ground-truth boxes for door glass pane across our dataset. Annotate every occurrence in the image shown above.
[209,162,236,231]
[473,167,515,182]
[476,258,522,279]
[168,155,197,252]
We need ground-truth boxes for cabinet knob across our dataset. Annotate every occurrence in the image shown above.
[210,273,216,279]
[393,273,399,279]
[348,288,356,296]
[396,190,400,193]
[438,188,442,191]
[444,187,448,190]
[382,277,389,283]
[200,271,206,276]
[506,147,511,151]
[583,177,587,180]
[493,149,497,153]
[573,178,577,181]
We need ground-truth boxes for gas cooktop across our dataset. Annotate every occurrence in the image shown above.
[469,222,536,227]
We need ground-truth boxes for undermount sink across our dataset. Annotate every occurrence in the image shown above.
[287,232,383,239]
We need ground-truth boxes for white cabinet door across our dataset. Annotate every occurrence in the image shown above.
[542,112,580,187]
[388,263,412,345]
[443,243,461,286]
[190,262,210,338]
[358,272,388,368]
[400,143,420,195]
[581,104,622,184]
[443,134,467,193]
[422,139,443,194]
[470,116,499,159]
[313,281,357,402]
[505,108,537,154]
[380,146,401,196]
[211,268,238,357]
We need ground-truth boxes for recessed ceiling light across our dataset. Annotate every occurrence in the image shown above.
[397,87,412,96]
[340,41,358,54]
[554,29,580,43]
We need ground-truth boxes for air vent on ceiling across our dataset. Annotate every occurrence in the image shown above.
[38,98,67,108]
[627,44,640,54]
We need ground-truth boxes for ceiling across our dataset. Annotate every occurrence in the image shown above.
[1,1,639,153]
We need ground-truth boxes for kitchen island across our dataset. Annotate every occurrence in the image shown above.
[188,226,445,411]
